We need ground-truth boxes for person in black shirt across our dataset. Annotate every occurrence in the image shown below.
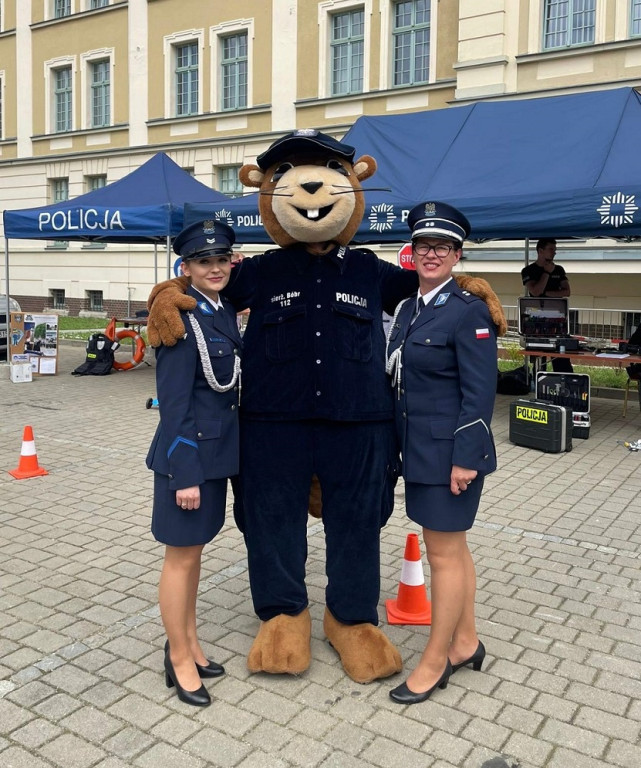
[521,238,572,373]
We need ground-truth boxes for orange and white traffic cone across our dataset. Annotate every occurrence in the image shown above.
[386,532,431,625]
[8,426,49,479]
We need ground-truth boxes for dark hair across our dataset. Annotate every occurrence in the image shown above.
[536,238,556,251]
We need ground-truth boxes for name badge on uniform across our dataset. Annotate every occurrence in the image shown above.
[197,301,214,316]
[434,292,450,307]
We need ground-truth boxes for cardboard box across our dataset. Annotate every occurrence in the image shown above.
[10,363,33,383]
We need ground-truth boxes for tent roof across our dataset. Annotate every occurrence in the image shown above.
[183,87,641,244]
[2,153,229,243]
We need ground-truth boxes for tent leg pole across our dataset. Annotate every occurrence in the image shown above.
[4,240,11,359]
[154,243,158,285]
[166,236,171,280]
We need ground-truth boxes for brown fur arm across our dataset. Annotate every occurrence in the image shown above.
[454,275,507,337]
[146,276,195,347]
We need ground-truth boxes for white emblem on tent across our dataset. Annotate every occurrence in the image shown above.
[368,203,396,233]
[214,209,234,228]
[596,192,638,228]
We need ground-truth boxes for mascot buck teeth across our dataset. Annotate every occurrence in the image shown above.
[147,129,506,683]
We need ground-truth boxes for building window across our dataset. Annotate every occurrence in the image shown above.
[543,0,595,49]
[632,0,641,37]
[392,0,430,87]
[331,9,364,96]
[86,174,106,191]
[221,33,247,110]
[86,290,104,311]
[175,42,199,116]
[50,289,66,309]
[55,0,71,18]
[54,67,73,132]
[50,178,69,248]
[218,166,243,197]
[90,0,109,8]
[90,59,110,127]
[0,76,3,140]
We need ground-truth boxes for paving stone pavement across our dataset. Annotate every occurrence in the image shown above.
[1,345,640,768]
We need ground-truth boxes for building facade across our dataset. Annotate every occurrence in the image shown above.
[0,0,640,318]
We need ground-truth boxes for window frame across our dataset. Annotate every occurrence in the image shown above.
[390,0,431,88]
[49,177,69,249]
[541,0,597,50]
[80,49,113,130]
[210,19,254,113]
[175,41,200,117]
[53,66,73,133]
[163,29,204,120]
[220,32,248,111]
[54,0,72,18]
[632,0,641,37]
[49,289,67,309]
[318,1,371,99]
[86,290,104,312]
[217,165,243,197]
[330,8,365,96]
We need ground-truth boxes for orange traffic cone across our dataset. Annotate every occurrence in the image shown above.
[386,533,431,625]
[8,426,49,479]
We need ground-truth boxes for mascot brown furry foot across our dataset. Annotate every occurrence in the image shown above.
[324,608,402,683]
[247,609,312,675]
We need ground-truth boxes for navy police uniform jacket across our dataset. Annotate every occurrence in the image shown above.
[146,286,242,489]
[223,244,418,421]
[386,278,497,485]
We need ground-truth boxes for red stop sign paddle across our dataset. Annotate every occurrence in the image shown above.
[398,242,415,270]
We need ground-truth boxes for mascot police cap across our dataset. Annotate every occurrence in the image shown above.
[256,129,356,170]
[173,219,235,261]
[408,201,471,244]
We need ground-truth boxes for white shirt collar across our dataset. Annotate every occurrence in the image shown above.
[417,278,452,309]
[192,286,223,311]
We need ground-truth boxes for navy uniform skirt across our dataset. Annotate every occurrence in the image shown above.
[405,477,485,532]
[151,474,227,546]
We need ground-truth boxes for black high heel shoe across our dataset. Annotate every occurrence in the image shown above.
[164,652,211,707]
[389,661,452,705]
[450,640,486,674]
[164,640,225,678]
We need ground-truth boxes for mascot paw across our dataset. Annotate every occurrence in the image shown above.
[247,609,312,675]
[308,474,322,519]
[454,275,507,337]
[146,276,195,347]
[323,607,402,684]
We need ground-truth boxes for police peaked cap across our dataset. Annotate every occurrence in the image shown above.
[173,220,235,260]
[407,201,471,244]
[256,129,356,170]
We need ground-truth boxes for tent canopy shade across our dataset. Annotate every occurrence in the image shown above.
[183,87,641,244]
[2,152,230,242]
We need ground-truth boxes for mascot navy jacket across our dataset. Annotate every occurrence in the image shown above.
[223,244,417,421]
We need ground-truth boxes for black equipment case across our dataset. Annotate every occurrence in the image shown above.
[535,372,591,439]
[509,399,573,453]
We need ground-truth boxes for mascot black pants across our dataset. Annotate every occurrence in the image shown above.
[239,419,399,625]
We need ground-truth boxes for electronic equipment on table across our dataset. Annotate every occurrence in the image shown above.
[518,296,569,351]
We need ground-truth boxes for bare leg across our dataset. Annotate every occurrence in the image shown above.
[405,529,477,693]
[448,541,480,665]
[159,544,205,691]
[184,556,209,666]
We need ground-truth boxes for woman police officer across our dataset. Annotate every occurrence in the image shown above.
[146,220,242,707]
[385,201,498,704]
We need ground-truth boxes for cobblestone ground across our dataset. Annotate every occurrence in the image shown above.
[1,345,640,768]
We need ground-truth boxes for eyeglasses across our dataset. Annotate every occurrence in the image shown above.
[412,242,456,258]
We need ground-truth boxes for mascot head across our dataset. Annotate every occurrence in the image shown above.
[238,129,376,251]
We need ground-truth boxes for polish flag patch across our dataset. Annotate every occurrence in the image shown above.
[475,328,490,339]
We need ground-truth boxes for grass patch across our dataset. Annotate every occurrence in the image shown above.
[498,359,630,389]
[58,316,109,331]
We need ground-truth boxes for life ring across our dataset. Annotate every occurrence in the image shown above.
[113,329,146,371]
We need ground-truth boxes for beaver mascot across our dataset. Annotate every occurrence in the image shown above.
[147,129,506,683]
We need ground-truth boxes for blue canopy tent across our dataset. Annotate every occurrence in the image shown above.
[2,153,231,323]
[183,87,641,244]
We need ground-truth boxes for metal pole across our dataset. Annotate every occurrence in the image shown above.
[523,237,530,295]
[154,243,158,285]
[4,239,11,360]
[166,236,171,280]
